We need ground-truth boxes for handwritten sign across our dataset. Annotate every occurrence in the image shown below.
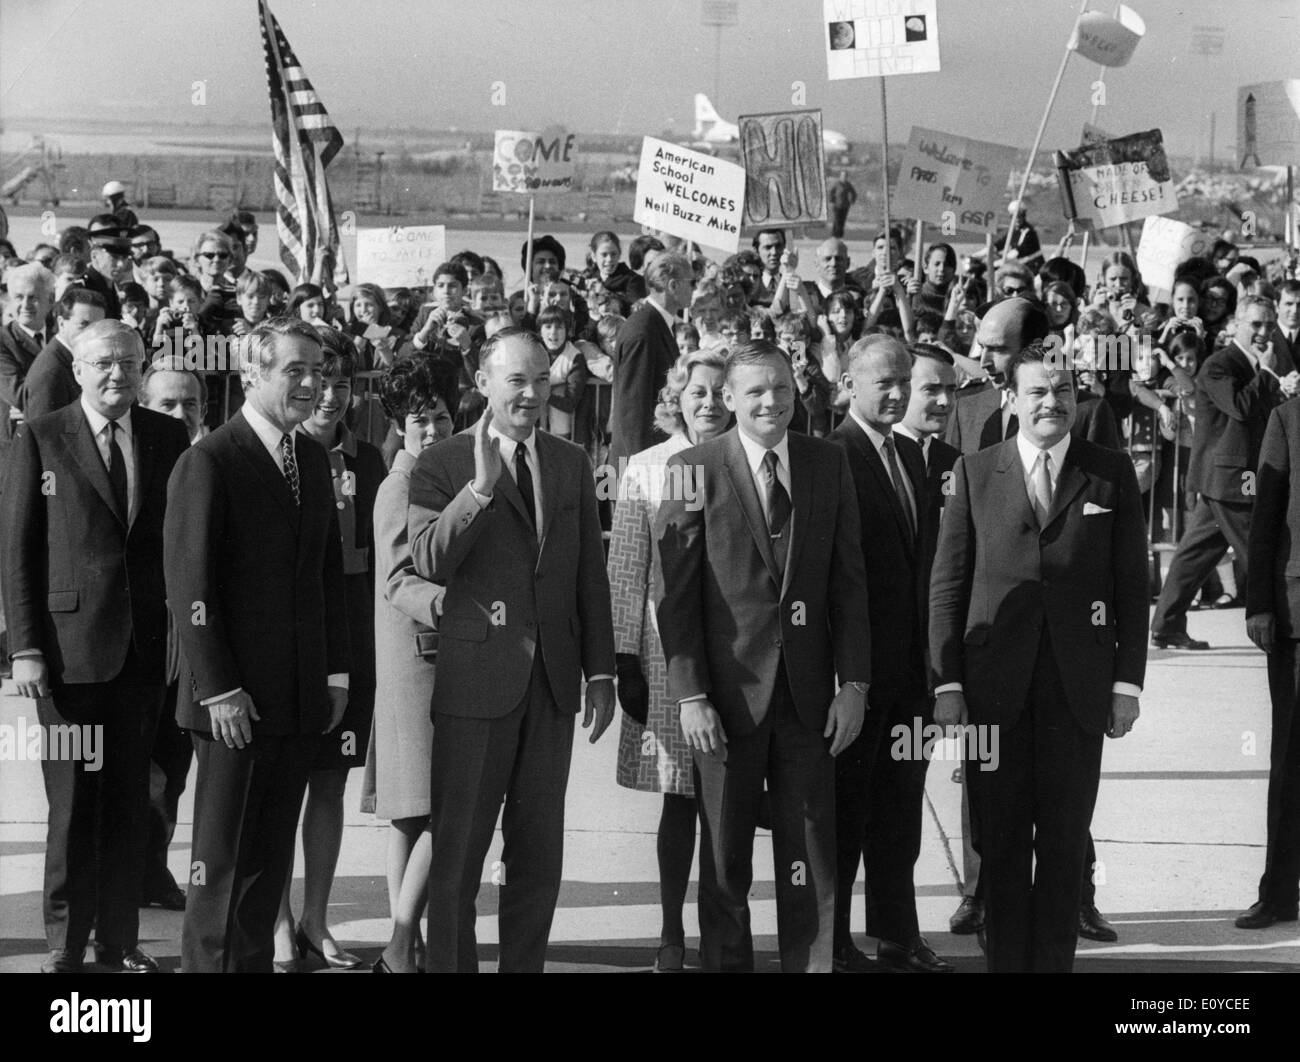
[633,137,745,252]
[492,127,577,194]
[1136,217,1213,304]
[1237,81,1300,167]
[892,126,1016,233]
[738,110,827,225]
[355,225,447,288]
[1059,129,1177,229]
[824,0,940,80]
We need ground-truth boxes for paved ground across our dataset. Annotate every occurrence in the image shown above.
[2,601,1297,974]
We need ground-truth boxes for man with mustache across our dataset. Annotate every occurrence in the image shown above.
[930,340,1148,971]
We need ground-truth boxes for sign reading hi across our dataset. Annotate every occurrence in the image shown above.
[739,110,827,225]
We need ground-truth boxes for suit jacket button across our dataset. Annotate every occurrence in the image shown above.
[775,638,782,647]
[526,619,535,628]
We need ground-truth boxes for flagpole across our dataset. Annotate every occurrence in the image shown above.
[879,77,891,263]
[1003,0,1090,261]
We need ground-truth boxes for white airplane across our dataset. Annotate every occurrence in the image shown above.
[691,94,851,155]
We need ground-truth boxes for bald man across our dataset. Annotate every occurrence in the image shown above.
[944,298,1119,457]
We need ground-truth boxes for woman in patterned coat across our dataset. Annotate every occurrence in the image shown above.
[607,347,730,972]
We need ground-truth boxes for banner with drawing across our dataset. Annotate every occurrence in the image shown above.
[738,110,827,225]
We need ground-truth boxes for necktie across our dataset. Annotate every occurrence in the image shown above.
[1032,451,1052,525]
[514,443,537,534]
[1002,393,1019,441]
[761,450,792,573]
[883,434,917,541]
[107,420,128,518]
[280,434,300,505]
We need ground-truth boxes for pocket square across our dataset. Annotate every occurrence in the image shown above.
[1083,503,1112,515]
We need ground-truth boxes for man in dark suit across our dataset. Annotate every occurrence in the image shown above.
[654,340,871,972]
[749,228,787,307]
[407,327,616,973]
[2,320,189,973]
[1241,399,1300,929]
[164,318,350,973]
[24,288,108,422]
[942,299,1121,941]
[607,252,692,480]
[930,341,1148,972]
[1271,281,1300,385]
[0,263,55,453]
[945,298,1120,455]
[1153,296,1291,650]
[828,336,951,974]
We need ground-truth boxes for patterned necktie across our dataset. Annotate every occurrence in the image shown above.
[883,434,917,541]
[514,443,537,534]
[1032,451,1052,525]
[280,434,300,506]
[107,420,128,518]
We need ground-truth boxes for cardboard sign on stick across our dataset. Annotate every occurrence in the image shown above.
[632,137,745,252]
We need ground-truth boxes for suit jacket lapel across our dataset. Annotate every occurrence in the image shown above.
[723,430,781,588]
[129,410,159,529]
[63,406,127,526]
[782,433,815,598]
[229,411,300,526]
[855,420,915,550]
[536,433,562,558]
[994,439,1038,534]
[1043,444,1090,529]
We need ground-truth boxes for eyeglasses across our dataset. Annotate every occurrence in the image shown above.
[197,251,230,261]
[1000,285,1027,296]
[79,357,142,374]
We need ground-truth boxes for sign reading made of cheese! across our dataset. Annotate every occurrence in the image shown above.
[633,137,746,252]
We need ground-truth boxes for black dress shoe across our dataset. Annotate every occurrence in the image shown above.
[94,945,160,973]
[141,884,186,911]
[877,936,954,974]
[832,943,875,973]
[1151,632,1210,650]
[1234,900,1299,929]
[41,948,84,973]
[1077,903,1119,942]
[948,895,985,935]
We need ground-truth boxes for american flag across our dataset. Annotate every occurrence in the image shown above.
[259,0,348,288]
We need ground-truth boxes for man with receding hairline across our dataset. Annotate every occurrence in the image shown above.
[3,319,189,972]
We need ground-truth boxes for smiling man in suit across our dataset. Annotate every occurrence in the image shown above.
[828,335,950,974]
[164,317,350,973]
[929,340,1148,972]
[655,339,871,973]
[0,263,55,450]
[407,327,616,973]
[3,320,189,972]
[1152,296,1290,650]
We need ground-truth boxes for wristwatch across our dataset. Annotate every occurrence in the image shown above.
[845,681,868,694]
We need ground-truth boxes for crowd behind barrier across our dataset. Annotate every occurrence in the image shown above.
[1,193,1299,975]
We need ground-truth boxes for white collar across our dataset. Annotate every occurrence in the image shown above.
[847,406,896,456]
[242,399,294,456]
[736,427,790,476]
[488,421,539,465]
[647,294,678,332]
[80,395,131,439]
[1016,430,1071,478]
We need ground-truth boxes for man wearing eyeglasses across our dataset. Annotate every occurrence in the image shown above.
[2,319,190,973]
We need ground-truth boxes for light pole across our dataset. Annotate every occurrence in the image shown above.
[700,0,738,107]
[1191,25,1224,169]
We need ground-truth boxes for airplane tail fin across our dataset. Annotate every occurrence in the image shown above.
[694,93,723,135]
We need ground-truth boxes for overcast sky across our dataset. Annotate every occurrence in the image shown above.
[1,0,1295,157]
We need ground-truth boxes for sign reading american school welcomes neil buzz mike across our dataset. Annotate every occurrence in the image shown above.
[633,137,745,252]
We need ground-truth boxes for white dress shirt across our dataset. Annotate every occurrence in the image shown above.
[892,422,932,470]
[849,408,917,520]
[466,421,612,684]
[648,294,679,333]
[935,429,1141,698]
[80,397,136,520]
[735,428,791,529]
[202,401,347,706]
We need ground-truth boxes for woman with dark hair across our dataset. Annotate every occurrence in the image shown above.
[288,282,328,325]
[273,326,387,971]
[583,230,644,314]
[607,348,732,973]
[367,355,457,973]
[1199,276,1237,351]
